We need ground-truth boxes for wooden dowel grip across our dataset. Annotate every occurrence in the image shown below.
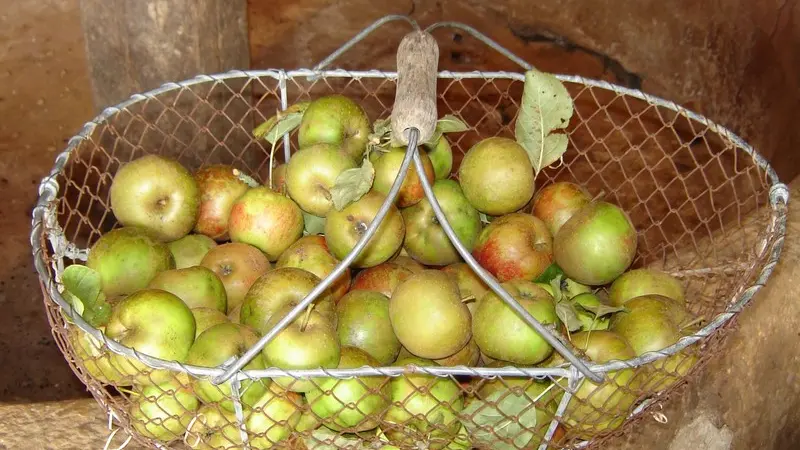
[391,30,439,145]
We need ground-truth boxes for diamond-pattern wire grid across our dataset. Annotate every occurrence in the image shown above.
[34,69,784,450]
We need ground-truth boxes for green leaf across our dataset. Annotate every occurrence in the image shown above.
[436,114,469,134]
[534,263,565,284]
[63,291,84,317]
[424,129,444,147]
[61,265,111,327]
[515,69,574,175]
[555,302,583,332]
[459,390,538,450]
[576,302,626,317]
[330,158,375,211]
[302,212,327,236]
[549,276,564,304]
[564,278,592,298]
[253,101,309,144]
[478,213,493,225]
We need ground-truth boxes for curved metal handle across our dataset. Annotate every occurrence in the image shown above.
[391,30,439,145]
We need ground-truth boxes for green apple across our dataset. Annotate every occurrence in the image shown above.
[472,279,559,365]
[324,191,405,268]
[458,137,535,215]
[148,266,227,312]
[191,307,229,338]
[383,356,464,449]
[336,290,400,365]
[228,186,304,261]
[262,303,341,392]
[350,262,413,298]
[276,235,352,303]
[554,201,638,286]
[86,227,175,298]
[402,179,481,266]
[440,263,489,315]
[433,336,480,367]
[240,267,336,334]
[286,143,357,216]
[193,164,251,240]
[297,94,371,162]
[531,181,592,237]
[186,323,270,411]
[168,234,217,269]
[129,375,200,441]
[185,404,244,450]
[69,326,128,385]
[110,154,200,242]
[424,136,453,180]
[471,213,553,283]
[372,147,436,208]
[105,289,196,385]
[306,347,390,431]
[200,242,271,314]
[246,385,304,448]
[389,270,471,360]
[608,268,685,307]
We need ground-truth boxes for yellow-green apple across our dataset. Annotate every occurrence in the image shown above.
[193,164,251,240]
[185,404,244,450]
[276,235,351,303]
[69,326,128,385]
[129,375,200,441]
[190,307,229,338]
[228,186,304,261]
[336,290,400,365]
[324,191,405,268]
[458,137,535,215]
[186,323,270,411]
[532,181,592,237]
[382,356,464,449]
[471,213,553,282]
[433,336,480,366]
[391,255,425,273]
[554,201,637,285]
[608,268,685,306]
[86,227,174,297]
[440,263,489,314]
[389,270,471,359]
[148,266,227,312]
[261,303,341,392]
[167,234,217,269]
[402,179,481,266]
[240,267,336,334]
[350,262,413,298]
[246,385,304,448]
[200,242,271,314]
[472,279,558,365]
[286,143,357,216]
[110,154,200,241]
[105,289,196,385]
[297,95,371,162]
[424,136,453,180]
[372,147,436,208]
[306,347,390,432]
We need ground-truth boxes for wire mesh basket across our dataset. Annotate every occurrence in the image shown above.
[31,15,789,450]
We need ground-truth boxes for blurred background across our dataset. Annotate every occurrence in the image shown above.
[0,0,798,448]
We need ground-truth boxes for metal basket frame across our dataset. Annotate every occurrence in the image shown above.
[30,15,790,449]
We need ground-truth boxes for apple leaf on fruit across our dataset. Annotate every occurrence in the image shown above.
[460,390,538,450]
[550,276,582,332]
[61,265,111,327]
[515,69,574,175]
[574,302,626,318]
[253,101,310,144]
[330,158,375,211]
[564,278,592,298]
[436,114,469,134]
[302,212,326,236]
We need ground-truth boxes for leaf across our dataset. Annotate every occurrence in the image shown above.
[460,390,538,450]
[564,278,592,298]
[304,427,369,450]
[436,114,469,134]
[303,212,327,236]
[555,302,584,332]
[548,276,564,304]
[61,265,111,327]
[330,158,375,211]
[575,302,626,318]
[424,129,444,147]
[534,263,565,284]
[515,69,574,174]
[479,213,493,225]
[253,101,310,144]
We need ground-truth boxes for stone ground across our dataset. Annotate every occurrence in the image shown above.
[0,0,798,449]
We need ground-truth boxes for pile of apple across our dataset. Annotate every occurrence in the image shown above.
[61,91,704,449]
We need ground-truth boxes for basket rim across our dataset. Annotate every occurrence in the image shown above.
[29,67,790,383]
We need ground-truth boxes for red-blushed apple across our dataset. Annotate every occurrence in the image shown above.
[270,163,288,195]
[554,201,637,285]
[297,94,371,162]
[350,262,413,298]
[458,137,535,216]
[110,154,200,242]
[532,181,591,237]
[200,242,271,314]
[167,234,217,269]
[372,147,436,207]
[324,191,405,268]
[228,186,304,261]
[285,143,357,217]
[276,235,351,303]
[402,179,482,266]
[193,164,251,240]
[472,213,554,282]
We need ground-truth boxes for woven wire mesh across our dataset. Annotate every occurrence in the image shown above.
[32,69,786,450]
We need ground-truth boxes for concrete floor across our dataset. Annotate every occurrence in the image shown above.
[1,1,799,449]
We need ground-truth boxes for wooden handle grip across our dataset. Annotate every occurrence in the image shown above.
[391,30,439,145]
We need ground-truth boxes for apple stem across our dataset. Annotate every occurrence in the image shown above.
[460,295,476,304]
[300,303,315,332]
[591,190,606,202]
[679,316,705,331]
[268,138,278,191]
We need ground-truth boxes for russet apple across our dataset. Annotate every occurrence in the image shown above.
[167,234,217,269]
